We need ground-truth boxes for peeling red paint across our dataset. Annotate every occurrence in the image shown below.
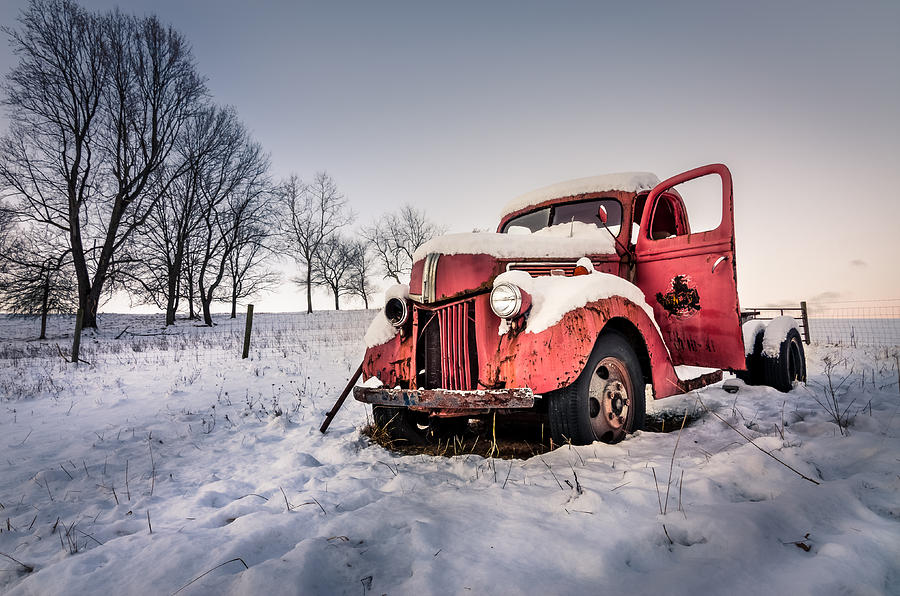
[358,164,747,413]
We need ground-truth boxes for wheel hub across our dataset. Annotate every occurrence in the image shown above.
[589,357,633,437]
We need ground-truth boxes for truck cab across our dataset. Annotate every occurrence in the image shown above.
[354,164,803,445]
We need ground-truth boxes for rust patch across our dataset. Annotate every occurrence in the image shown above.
[353,386,535,409]
[678,369,722,392]
[656,274,701,318]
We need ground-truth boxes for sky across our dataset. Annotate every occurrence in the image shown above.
[1,0,898,313]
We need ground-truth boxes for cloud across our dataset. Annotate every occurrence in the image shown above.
[850,259,867,267]
[810,291,842,303]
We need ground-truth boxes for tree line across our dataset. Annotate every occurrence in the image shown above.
[0,0,441,334]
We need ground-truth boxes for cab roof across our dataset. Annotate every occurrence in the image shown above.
[499,171,659,220]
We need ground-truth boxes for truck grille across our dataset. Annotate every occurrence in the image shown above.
[416,301,477,390]
[506,261,577,276]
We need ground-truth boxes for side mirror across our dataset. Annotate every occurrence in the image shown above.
[597,204,608,224]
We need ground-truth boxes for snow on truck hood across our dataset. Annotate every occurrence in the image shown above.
[499,171,659,219]
[494,269,661,336]
[412,221,618,261]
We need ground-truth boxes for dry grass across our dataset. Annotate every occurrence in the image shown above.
[362,409,697,460]
[361,417,552,460]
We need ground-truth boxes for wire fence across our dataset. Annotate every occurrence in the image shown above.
[4,299,899,366]
[741,305,811,345]
[744,300,900,348]
[805,300,900,348]
[0,309,376,365]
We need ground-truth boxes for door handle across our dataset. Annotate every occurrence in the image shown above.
[712,255,728,273]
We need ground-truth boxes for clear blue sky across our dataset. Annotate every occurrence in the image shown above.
[1,0,898,311]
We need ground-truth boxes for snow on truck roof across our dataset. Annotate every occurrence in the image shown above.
[500,171,660,220]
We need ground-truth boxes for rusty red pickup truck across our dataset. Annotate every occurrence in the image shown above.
[354,164,806,446]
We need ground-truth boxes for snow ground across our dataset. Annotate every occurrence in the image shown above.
[1,312,898,595]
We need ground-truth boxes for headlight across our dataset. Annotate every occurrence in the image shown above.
[384,297,409,327]
[490,282,526,319]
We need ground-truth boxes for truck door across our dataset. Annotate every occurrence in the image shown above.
[634,164,745,370]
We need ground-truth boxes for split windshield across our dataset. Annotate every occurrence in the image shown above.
[502,198,623,235]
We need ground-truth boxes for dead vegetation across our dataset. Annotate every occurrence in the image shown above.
[362,408,701,460]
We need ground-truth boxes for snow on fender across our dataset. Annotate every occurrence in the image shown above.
[364,284,409,348]
[736,319,767,386]
[492,269,660,337]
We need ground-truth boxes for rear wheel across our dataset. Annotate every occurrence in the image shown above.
[763,328,806,392]
[548,331,645,445]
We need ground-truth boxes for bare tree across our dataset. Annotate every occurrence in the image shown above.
[222,220,280,318]
[363,204,444,284]
[194,134,270,326]
[181,233,201,320]
[309,234,356,310]
[0,224,77,338]
[280,172,351,313]
[125,107,246,325]
[0,0,205,329]
[0,204,13,248]
[344,239,376,309]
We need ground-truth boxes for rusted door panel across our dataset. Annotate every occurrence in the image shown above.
[635,164,745,370]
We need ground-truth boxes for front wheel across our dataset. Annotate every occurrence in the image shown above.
[548,331,646,445]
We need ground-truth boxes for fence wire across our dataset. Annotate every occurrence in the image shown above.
[805,300,900,348]
[3,300,899,365]
[0,310,376,365]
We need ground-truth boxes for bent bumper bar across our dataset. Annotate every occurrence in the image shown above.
[353,386,535,409]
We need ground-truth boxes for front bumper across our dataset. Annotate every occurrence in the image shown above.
[353,386,535,409]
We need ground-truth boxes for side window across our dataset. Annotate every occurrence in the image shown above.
[661,175,723,235]
[648,195,685,240]
[631,194,646,244]
[636,165,732,248]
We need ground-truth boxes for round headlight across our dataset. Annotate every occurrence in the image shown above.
[384,297,409,327]
[490,283,523,319]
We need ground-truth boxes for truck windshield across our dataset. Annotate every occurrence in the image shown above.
[503,199,623,235]
[503,207,550,233]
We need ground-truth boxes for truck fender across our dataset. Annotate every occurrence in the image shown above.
[488,294,683,399]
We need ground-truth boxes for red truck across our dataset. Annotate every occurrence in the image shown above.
[354,164,806,445]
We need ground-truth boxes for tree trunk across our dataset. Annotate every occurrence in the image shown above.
[39,275,49,340]
[165,289,177,326]
[306,262,313,313]
[186,268,196,319]
[82,288,100,329]
[362,293,368,309]
[165,262,179,326]
[231,292,237,319]
[201,296,213,326]
[334,290,340,311]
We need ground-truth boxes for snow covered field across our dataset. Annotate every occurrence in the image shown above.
[1,312,898,595]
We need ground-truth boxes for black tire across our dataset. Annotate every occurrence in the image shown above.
[372,406,467,445]
[762,328,807,392]
[548,330,646,446]
[736,324,765,385]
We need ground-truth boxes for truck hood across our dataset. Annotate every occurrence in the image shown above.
[409,223,618,303]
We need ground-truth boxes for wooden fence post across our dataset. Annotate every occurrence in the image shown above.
[71,308,84,365]
[800,301,810,345]
[242,304,254,359]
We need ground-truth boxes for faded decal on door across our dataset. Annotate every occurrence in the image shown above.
[656,275,701,318]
